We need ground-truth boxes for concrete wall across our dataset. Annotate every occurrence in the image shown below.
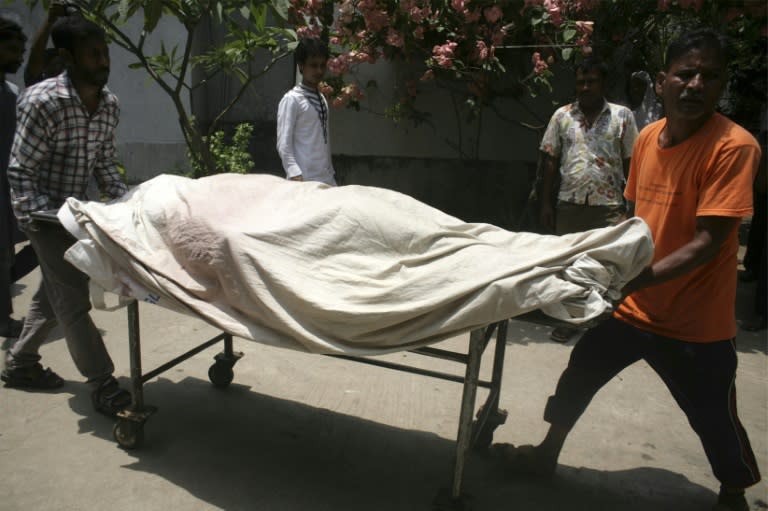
[1,3,189,183]
[215,55,575,227]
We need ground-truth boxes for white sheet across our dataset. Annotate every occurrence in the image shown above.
[59,173,653,355]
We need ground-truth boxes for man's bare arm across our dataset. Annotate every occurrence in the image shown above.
[622,215,741,295]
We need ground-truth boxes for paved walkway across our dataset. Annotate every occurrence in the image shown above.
[1,265,766,511]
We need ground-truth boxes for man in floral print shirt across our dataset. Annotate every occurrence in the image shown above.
[538,56,638,342]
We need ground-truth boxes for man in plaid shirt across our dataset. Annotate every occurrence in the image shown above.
[2,15,131,416]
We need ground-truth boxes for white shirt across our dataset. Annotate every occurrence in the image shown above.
[276,84,336,186]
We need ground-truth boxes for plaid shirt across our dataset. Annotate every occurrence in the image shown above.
[8,72,127,223]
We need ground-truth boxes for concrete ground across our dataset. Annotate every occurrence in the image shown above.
[0,262,766,511]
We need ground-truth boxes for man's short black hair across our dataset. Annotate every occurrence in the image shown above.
[575,56,608,80]
[664,28,729,71]
[295,37,329,66]
[51,15,105,54]
[0,15,25,43]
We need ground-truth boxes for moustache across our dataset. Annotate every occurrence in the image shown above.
[679,92,702,101]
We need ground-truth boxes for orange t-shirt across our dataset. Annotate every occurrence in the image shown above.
[614,113,760,342]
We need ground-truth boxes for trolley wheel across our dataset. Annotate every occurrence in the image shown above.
[113,419,144,449]
[208,362,234,388]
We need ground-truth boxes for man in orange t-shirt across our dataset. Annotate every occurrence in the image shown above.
[494,29,761,511]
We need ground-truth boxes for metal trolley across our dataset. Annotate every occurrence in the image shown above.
[32,210,511,511]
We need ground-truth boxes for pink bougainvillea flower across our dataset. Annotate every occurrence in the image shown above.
[327,55,350,75]
[433,41,458,68]
[451,0,467,12]
[318,82,334,97]
[297,25,321,38]
[531,51,549,75]
[575,20,594,35]
[413,26,425,39]
[365,10,391,32]
[341,82,363,101]
[409,6,430,23]
[385,27,406,47]
[475,40,491,61]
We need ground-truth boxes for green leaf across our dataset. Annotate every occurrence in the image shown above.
[563,28,577,42]
[562,47,573,60]
[270,0,291,21]
[144,0,163,32]
[118,0,133,21]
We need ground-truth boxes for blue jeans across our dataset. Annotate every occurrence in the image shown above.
[5,220,114,382]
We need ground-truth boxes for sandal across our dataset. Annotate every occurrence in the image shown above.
[1,363,64,389]
[490,443,557,479]
[550,326,578,343]
[91,376,132,417]
[712,488,749,511]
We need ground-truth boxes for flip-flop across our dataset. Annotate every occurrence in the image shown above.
[550,326,577,343]
[712,489,749,511]
[1,363,64,389]
[490,443,556,479]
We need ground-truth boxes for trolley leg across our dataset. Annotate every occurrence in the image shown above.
[472,320,508,450]
[434,327,485,511]
[114,300,155,449]
[127,300,144,410]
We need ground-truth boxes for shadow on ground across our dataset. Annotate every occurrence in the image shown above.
[65,376,720,511]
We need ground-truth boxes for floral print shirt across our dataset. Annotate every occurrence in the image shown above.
[540,100,638,206]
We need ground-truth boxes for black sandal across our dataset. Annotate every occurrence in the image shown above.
[1,363,64,389]
[91,376,132,417]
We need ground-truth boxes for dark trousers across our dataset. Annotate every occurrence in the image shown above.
[6,221,114,382]
[0,232,38,325]
[544,317,761,489]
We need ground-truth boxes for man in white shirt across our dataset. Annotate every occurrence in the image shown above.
[276,37,336,186]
